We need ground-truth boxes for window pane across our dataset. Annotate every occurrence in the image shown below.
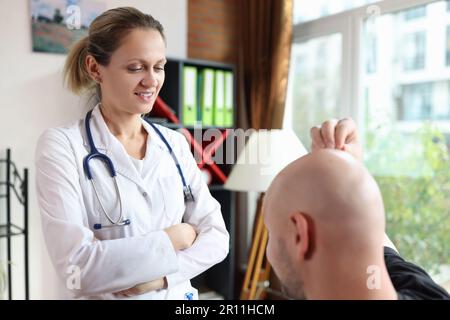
[365,29,377,73]
[293,0,378,24]
[285,33,342,150]
[403,31,426,71]
[446,25,450,66]
[363,1,450,288]
[400,82,432,120]
[403,5,426,21]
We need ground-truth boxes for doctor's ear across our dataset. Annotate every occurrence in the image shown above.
[86,55,102,83]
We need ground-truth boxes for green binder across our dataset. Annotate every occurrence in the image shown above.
[200,68,215,126]
[224,71,234,127]
[182,66,198,126]
[197,70,203,123]
[213,70,225,126]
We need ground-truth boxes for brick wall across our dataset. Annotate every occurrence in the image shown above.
[188,0,239,64]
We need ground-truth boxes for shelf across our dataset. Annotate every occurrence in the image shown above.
[166,56,235,70]
[157,57,237,130]
[183,125,235,130]
[145,118,234,130]
[208,184,228,192]
[0,223,26,238]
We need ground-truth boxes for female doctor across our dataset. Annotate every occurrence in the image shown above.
[35,7,229,299]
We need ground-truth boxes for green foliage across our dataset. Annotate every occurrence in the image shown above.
[365,123,450,274]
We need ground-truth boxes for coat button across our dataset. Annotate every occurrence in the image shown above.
[142,191,148,197]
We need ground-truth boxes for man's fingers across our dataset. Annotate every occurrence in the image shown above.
[310,126,325,148]
[335,118,356,149]
[320,119,338,148]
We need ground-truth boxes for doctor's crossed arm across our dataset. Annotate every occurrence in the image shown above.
[114,223,197,297]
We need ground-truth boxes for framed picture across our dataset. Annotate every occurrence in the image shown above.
[29,0,106,54]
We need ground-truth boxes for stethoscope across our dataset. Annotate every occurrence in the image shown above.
[83,109,195,230]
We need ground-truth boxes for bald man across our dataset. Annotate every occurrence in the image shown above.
[264,149,397,299]
[262,118,449,299]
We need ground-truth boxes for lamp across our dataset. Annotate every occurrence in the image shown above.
[224,129,307,299]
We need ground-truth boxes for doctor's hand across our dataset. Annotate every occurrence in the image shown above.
[164,223,197,251]
[114,277,167,297]
[310,118,363,161]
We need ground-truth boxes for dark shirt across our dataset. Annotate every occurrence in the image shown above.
[384,246,450,300]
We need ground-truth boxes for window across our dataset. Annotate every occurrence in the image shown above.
[403,5,426,20]
[399,82,450,121]
[403,32,426,71]
[363,5,450,287]
[285,34,342,150]
[399,83,432,120]
[287,0,450,292]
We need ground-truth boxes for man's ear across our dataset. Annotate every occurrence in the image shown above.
[289,212,314,261]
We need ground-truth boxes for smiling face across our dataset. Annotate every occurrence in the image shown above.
[96,28,166,115]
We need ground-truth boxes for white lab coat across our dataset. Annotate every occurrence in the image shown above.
[35,104,229,299]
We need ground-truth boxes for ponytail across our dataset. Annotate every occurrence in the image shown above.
[63,36,94,94]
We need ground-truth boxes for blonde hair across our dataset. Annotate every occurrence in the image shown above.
[63,7,165,95]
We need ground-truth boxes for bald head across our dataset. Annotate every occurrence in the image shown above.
[265,149,385,250]
[263,149,384,266]
[270,149,382,214]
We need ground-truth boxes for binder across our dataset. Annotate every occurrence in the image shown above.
[224,71,234,127]
[199,68,215,126]
[182,66,198,125]
[197,70,203,123]
[213,70,225,126]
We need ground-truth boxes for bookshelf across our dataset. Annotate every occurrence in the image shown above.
[147,57,237,299]
[156,57,236,129]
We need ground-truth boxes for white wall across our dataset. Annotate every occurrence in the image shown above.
[0,0,187,299]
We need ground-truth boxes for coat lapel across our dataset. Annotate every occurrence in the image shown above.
[140,120,170,177]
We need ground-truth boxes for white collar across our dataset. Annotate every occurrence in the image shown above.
[81,103,169,186]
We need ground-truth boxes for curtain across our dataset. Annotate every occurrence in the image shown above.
[237,0,293,130]
[235,0,294,300]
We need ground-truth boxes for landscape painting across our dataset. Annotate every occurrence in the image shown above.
[30,0,106,54]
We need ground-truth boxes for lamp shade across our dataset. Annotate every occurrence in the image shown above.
[224,129,307,192]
